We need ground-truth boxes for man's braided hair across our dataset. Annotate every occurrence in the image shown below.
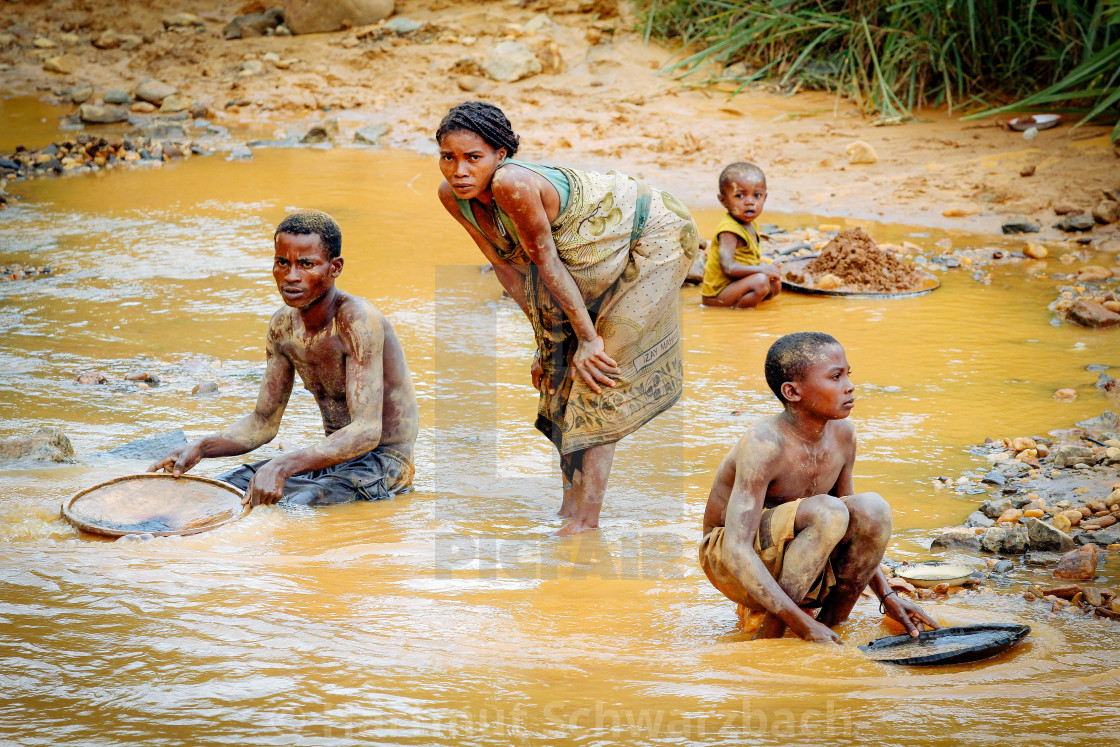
[435,101,520,156]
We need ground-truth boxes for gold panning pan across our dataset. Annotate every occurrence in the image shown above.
[62,473,250,537]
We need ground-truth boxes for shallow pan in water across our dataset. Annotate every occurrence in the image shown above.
[860,623,1030,666]
[62,473,249,537]
[779,256,940,298]
[895,561,975,588]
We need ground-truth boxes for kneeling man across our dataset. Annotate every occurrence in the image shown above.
[151,210,418,507]
[700,332,937,642]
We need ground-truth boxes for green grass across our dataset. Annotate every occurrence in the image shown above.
[636,0,1120,141]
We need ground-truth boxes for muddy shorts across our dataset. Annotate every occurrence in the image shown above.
[699,498,837,613]
[217,445,414,506]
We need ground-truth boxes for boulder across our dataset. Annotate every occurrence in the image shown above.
[354,124,389,146]
[1002,217,1040,234]
[1054,545,1099,580]
[78,104,129,124]
[43,54,81,75]
[966,510,994,528]
[1093,200,1120,225]
[134,78,177,106]
[1054,213,1095,232]
[1067,299,1120,328]
[980,498,1011,519]
[931,528,981,551]
[845,141,878,165]
[103,89,131,105]
[283,0,392,35]
[0,427,75,465]
[1001,525,1029,555]
[483,40,542,82]
[1051,443,1095,468]
[980,527,1010,553]
[1023,551,1062,566]
[1075,525,1120,547]
[1024,517,1075,552]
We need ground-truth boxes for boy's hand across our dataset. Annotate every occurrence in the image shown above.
[572,335,620,395]
[148,441,204,476]
[244,460,289,506]
[800,619,842,644]
[883,594,940,637]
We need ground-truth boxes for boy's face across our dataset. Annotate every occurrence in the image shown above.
[718,176,767,225]
[783,344,855,419]
[439,129,507,201]
[273,232,342,309]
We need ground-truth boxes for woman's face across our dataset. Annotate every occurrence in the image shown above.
[438,129,506,201]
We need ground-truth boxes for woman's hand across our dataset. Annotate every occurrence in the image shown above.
[531,351,545,392]
[572,336,620,394]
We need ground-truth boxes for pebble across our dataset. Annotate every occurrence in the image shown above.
[996,508,1022,524]
[227,145,253,161]
[42,54,81,75]
[134,78,178,106]
[845,140,878,165]
[1092,200,1120,225]
[1053,388,1078,400]
[103,89,131,105]
[1054,545,1099,580]
[160,95,189,113]
[1055,213,1096,232]
[1023,242,1048,259]
[1002,217,1041,234]
[192,382,219,395]
[77,372,108,384]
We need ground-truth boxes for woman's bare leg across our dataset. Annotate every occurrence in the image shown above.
[555,442,617,537]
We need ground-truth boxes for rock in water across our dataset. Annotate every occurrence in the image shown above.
[980,498,1011,519]
[1067,299,1120,328]
[354,124,389,146]
[1023,242,1048,259]
[283,0,393,34]
[931,528,981,551]
[483,41,542,82]
[1054,545,1099,580]
[99,429,187,460]
[1001,525,1029,555]
[134,78,178,106]
[1001,217,1040,234]
[980,527,1010,553]
[845,141,878,165]
[1024,517,1075,552]
[1024,551,1061,566]
[0,426,75,464]
[78,104,129,124]
[1051,443,1095,468]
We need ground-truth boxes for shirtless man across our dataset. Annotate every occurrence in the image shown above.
[700,332,938,642]
[150,210,419,507]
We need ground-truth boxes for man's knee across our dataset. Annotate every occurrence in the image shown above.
[845,492,893,535]
[798,494,849,543]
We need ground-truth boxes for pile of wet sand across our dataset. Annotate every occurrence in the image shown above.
[797,228,926,292]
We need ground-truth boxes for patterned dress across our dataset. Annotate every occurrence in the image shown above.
[456,159,699,467]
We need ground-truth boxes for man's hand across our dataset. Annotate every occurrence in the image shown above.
[883,593,941,637]
[572,335,619,394]
[148,441,204,477]
[244,460,289,507]
[799,618,843,645]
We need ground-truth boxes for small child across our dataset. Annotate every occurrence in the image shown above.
[699,162,781,308]
[699,332,939,642]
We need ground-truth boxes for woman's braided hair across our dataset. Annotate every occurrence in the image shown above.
[435,101,520,157]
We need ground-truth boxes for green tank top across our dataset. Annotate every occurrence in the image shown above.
[454,158,571,256]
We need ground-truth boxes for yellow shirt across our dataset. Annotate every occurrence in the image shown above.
[699,212,761,297]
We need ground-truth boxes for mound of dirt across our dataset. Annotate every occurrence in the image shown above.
[800,228,926,292]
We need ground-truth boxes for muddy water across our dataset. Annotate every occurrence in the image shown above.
[2,132,1119,745]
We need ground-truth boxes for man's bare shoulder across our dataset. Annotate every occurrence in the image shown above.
[828,418,856,446]
[266,306,296,341]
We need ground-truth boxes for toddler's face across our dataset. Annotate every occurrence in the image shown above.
[719,177,767,225]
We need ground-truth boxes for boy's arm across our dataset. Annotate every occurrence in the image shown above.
[722,446,842,643]
[716,232,779,279]
[831,427,940,637]
[241,305,388,506]
[149,318,295,475]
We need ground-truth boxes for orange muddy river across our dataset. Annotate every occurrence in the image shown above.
[2,110,1119,745]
